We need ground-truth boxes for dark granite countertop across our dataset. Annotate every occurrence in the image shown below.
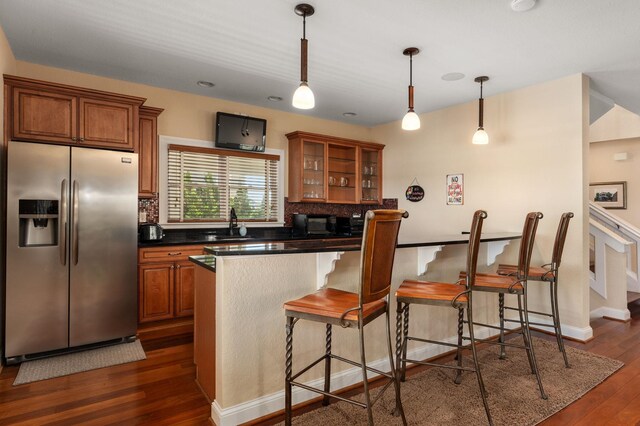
[138,226,359,247]
[202,232,521,257]
[189,255,216,272]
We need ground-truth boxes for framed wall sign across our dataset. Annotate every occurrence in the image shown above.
[589,181,627,209]
[406,178,424,202]
[446,173,463,205]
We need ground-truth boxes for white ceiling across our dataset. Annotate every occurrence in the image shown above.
[1,0,639,127]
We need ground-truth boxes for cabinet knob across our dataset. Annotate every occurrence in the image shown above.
[79,137,85,142]
[170,265,175,270]
[71,137,77,141]
[176,264,181,269]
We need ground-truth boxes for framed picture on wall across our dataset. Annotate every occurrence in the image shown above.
[446,173,464,205]
[589,181,627,209]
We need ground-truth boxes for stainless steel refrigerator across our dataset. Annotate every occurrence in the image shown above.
[5,141,138,363]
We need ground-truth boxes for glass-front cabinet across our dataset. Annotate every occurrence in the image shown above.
[360,148,382,204]
[287,131,383,204]
[327,143,357,203]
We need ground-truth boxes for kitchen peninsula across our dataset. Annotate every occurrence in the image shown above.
[190,232,519,426]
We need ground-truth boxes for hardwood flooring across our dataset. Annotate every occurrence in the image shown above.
[2,302,640,425]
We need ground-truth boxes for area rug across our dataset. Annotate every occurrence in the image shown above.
[284,337,623,425]
[13,340,146,385]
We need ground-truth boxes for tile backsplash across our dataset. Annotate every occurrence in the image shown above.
[284,197,398,226]
[139,195,398,226]
[138,195,159,223]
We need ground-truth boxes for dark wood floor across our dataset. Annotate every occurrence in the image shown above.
[2,302,640,425]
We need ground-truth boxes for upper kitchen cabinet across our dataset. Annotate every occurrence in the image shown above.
[5,75,146,151]
[287,131,384,204]
[136,106,164,197]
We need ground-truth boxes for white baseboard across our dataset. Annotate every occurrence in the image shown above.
[211,323,512,426]
[590,306,631,322]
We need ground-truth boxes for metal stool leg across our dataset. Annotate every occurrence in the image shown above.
[498,294,507,359]
[552,275,570,368]
[401,304,410,382]
[386,305,407,424]
[285,316,295,426]
[395,302,404,382]
[358,316,374,426]
[454,307,464,384]
[521,291,547,399]
[323,324,332,406]
[517,294,536,374]
[467,303,493,425]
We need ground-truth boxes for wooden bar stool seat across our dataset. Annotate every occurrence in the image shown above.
[284,288,387,325]
[396,281,468,304]
[396,210,493,425]
[284,209,409,426]
[495,212,574,368]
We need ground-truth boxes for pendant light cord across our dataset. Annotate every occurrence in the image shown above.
[409,52,413,86]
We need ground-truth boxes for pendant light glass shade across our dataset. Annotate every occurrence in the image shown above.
[472,128,489,144]
[293,82,315,109]
[402,47,420,130]
[473,76,489,144]
[293,4,315,110]
[402,111,421,130]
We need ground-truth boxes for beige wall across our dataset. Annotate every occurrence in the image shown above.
[590,137,640,227]
[371,74,591,330]
[590,105,640,143]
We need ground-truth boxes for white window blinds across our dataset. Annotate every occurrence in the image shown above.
[167,144,280,222]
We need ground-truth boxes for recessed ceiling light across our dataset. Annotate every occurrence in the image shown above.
[343,112,357,117]
[510,0,536,12]
[441,72,465,81]
[267,96,283,102]
[196,80,215,88]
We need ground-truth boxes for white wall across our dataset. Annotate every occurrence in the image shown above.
[372,74,591,331]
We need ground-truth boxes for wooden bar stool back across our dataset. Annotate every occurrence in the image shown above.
[497,212,574,367]
[283,209,408,426]
[395,210,493,425]
[463,211,547,400]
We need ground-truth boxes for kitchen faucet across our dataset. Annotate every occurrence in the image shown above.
[229,208,238,235]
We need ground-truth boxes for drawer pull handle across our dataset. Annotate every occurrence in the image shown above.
[168,252,182,256]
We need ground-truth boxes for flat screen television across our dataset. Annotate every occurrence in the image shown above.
[215,112,267,152]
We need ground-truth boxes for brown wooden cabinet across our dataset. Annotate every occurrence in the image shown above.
[138,245,205,323]
[136,106,163,197]
[287,131,384,204]
[5,75,145,151]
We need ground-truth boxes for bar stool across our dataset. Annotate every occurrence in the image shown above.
[395,210,493,425]
[283,209,408,426]
[496,212,574,367]
[462,212,547,400]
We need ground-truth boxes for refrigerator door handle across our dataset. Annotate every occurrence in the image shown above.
[60,179,68,265]
[72,180,79,265]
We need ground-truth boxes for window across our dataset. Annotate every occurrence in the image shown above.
[167,144,280,223]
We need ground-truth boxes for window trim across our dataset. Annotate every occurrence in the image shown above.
[159,135,285,228]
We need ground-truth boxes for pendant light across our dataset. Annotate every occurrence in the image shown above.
[292,4,315,109]
[472,76,489,145]
[401,47,420,131]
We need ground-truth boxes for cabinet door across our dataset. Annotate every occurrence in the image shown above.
[137,111,158,197]
[360,148,382,204]
[79,97,135,150]
[139,263,175,323]
[12,87,77,144]
[327,143,357,204]
[175,261,195,317]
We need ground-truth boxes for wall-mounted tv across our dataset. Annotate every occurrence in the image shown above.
[215,112,267,152]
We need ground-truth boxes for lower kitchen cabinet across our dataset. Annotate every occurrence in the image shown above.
[138,245,204,324]
[138,262,175,322]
